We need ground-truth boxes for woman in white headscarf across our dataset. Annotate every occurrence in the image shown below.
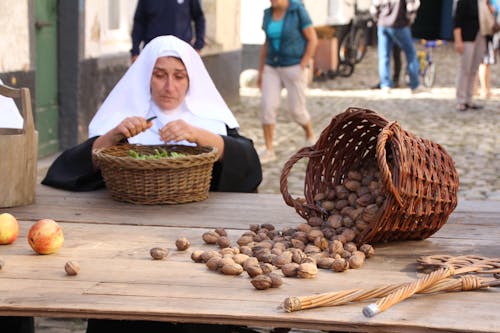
[42,35,262,193]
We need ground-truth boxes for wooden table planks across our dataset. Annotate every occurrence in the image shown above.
[1,185,499,333]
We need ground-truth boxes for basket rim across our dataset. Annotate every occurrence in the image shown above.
[92,143,218,169]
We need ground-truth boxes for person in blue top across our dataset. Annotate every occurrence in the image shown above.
[257,0,318,164]
[130,0,205,62]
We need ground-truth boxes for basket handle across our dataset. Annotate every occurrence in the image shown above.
[280,146,325,219]
[376,121,403,207]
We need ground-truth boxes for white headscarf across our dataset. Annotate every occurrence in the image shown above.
[88,35,239,139]
[0,78,24,129]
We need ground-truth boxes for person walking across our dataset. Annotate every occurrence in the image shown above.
[130,0,205,62]
[257,0,318,164]
[453,0,487,111]
[370,0,422,94]
[476,0,500,98]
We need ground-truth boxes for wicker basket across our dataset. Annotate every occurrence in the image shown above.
[280,107,459,245]
[93,144,217,205]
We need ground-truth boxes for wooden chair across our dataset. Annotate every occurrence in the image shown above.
[0,83,39,207]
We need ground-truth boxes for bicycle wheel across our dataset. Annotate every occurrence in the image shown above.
[337,61,354,78]
[423,62,436,88]
[352,28,368,64]
[338,29,356,65]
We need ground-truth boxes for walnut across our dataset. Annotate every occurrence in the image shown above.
[202,231,219,244]
[214,227,227,237]
[348,253,365,269]
[251,275,273,290]
[332,257,349,272]
[233,253,250,265]
[344,179,361,192]
[64,261,80,276]
[297,262,318,279]
[246,265,264,278]
[281,262,300,277]
[317,257,335,269]
[267,273,283,288]
[150,247,168,260]
[221,263,243,275]
[272,251,293,268]
[360,244,375,258]
[200,250,221,263]
[237,235,254,246]
[175,237,190,251]
[216,236,231,249]
[206,257,222,271]
[243,257,259,270]
[190,250,205,263]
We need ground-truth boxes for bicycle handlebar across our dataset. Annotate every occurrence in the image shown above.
[418,39,447,48]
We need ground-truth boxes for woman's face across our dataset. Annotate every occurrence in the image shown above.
[150,56,189,110]
[270,0,288,9]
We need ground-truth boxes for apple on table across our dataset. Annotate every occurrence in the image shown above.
[28,219,64,255]
[0,213,19,245]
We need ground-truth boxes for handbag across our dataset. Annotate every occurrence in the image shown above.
[478,0,500,36]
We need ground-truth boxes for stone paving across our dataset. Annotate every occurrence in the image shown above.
[34,43,499,333]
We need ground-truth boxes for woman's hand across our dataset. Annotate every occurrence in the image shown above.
[159,119,198,143]
[92,116,153,150]
[159,119,225,160]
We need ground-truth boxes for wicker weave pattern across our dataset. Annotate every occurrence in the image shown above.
[93,144,217,205]
[280,107,459,245]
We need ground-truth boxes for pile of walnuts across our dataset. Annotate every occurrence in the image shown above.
[189,166,386,290]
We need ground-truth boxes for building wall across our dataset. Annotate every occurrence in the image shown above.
[0,1,35,110]
[1,1,243,150]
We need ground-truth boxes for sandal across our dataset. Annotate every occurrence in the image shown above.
[466,103,483,110]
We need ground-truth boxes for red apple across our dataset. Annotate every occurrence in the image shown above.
[0,213,19,245]
[28,219,64,255]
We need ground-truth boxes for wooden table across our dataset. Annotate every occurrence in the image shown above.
[1,185,499,333]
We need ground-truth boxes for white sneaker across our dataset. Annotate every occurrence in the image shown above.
[411,86,428,94]
[258,149,276,164]
[381,86,391,94]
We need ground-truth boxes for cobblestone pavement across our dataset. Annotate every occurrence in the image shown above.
[35,43,499,333]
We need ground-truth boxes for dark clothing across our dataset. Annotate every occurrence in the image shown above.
[131,0,205,56]
[86,319,259,333]
[453,0,480,42]
[370,0,420,28]
[262,0,312,67]
[42,128,262,194]
[0,317,34,333]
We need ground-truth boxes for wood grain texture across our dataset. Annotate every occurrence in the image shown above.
[0,186,499,332]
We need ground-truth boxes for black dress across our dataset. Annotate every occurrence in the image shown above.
[42,127,262,193]
[41,127,263,333]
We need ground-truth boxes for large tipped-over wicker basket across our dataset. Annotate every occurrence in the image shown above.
[280,107,459,245]
[93,144,217,205]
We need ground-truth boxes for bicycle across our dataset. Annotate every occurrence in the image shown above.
[405,39,446,88]
[337,5,373,76]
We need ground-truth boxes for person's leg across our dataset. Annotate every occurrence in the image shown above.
[392,43,402,87]
[478,36,494,97]
[466,33,487,106]
[260,65,282,153]
[377,26,393,89]
[280,64,315,143]
[478,63,489,97]
[393,27,419,89]
[456,41,475,107]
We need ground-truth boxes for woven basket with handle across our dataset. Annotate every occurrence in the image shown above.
[280,107,459,245]
[93,144,217,205]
